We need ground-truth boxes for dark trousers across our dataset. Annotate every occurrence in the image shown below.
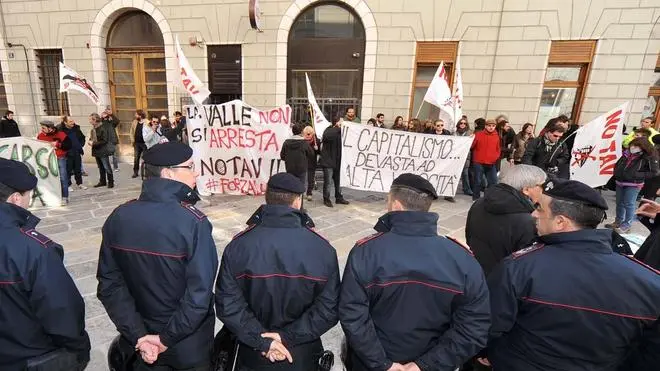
[292,171,307,208]
[66,153,83,186]
[134,142,147,174]
[306,167,316,196]
[237,340,322,371]
[95,156,114,185]
[322,167,343,201]
[472,163,498,200]
[25,349,88,371]
[133,360,209,371]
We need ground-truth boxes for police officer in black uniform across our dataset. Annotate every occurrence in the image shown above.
[97,142,218,371]
[215,173,340,371]
[487,178,660,371]
[340,173,490,371]
[0,158,90,370]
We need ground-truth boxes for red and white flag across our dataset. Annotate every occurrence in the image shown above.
[424,60,463,127]
[423,61,452,109]
[305,73,331,136]
[175,35,210,105]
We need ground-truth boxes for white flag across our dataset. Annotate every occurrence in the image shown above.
[570,102,629,187]
[450,58,464,125]
[59,62,101,106]
[422,61,452,112]
[175,35,210,105]
[305,73,331,136]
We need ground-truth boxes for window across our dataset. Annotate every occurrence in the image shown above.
[36,49,69,116]
[409,42,458,121]
[0,63,8,114]
[108,11,164,48]
[537,40,596,129]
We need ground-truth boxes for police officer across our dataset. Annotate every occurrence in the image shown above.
[339,173,490,371]
[215,173,340,371]
[487,178,660,370]
[0,158,90,370]
[97,142,218,371]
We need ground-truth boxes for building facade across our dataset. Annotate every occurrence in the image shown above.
[0,0,659,154]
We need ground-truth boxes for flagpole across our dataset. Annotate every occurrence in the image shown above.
[414,101,426,119]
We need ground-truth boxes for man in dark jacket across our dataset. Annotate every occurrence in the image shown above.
[340,174,490,371]
[59,117,87,191]
[89,112,115,188]
[280,123,315,193]
[216,173,340,371]
[319,116,349,207]
[466,164,546,276]
[0,110,20,137]
[487,179,660,371]
[97,142,218,371]
[522,120,571,178]
[0,159,90,370]
[102,106,121,171]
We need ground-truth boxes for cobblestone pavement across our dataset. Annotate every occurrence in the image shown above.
[31,163,645,370]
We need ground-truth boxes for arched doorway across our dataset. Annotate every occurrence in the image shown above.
[106,11,168,152]
[287,3,365,123]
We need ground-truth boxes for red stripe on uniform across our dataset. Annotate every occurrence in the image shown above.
[365,280,463,294]
[522,297,657,321]
[110,245,187,259]
[235,273,327,282]
[0,280,22,285]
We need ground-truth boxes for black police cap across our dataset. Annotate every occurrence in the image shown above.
[0,158,38,192]
[142,142,193,166]
[392,173,438,199]
[267,173,305,194]
[542,178,608,210]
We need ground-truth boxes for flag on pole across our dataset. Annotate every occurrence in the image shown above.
[423,61,451,109]
[305,73,331,136]
[175,35,210,105]
[59,62,101,106]
[570,102,629,187]
[450,57,464,125]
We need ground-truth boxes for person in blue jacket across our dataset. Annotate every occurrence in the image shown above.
[215,172,340,371]
[97,141,218,371]
[339,173,490,371]
[487,178,660,371]
[0,158,90,370]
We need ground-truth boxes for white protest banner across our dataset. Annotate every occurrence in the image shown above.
[186,100,292,196]
[0,137,62,208]
[570,102,629,187]
[59,62,101,106]
[305,73,331,137]
[175,35,211,105]
[340,123,473,196]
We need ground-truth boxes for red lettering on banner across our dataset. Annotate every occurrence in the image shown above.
[212,177,267,195]
[258,107,291,126]
[598,140,617,175]
[180,68,200,95]
[208,128,279,151]
[601,109,622,139]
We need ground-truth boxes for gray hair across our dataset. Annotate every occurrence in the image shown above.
[499,164,547,191]
[89,113,101,122]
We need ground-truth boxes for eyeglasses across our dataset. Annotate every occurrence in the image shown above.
[169,163,195,171]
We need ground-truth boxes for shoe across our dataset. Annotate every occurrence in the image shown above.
[131,173,139,178]
[114,168,120,172]
[444,196,456,203]
[615,226,630,234]
[323,199,333,208]
[306,195,313,201]
[604,222,620,229]
[93,183,107,188]
[335,198,350,205]
[60,198,68,206]
[464,190,473,196]
[82,171,88,177]
[68,186,74,192]
[77,184,88,190]
[107,183,115,189]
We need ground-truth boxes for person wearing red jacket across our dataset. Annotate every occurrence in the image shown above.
[37,120,72,205]
[470,119,501,201]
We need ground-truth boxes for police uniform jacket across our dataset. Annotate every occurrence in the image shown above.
[97,178,218,369]
[339,211,490,371]
[215,204,340,369]
[487,229,660,371]
[0,202,90,369]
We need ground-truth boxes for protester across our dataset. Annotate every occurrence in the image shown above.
[344,107,360,123]
[216,173,339,371]
[487,179,660,371]
[102,106,121,172]
[455,118,473,196]
[0,110,20,137]
[89,113,115,188]
[340,173,490,371]
[408,118,424,133]
[143,114,164,149]
[174,111,188,144]
[0,158,90,370]
[470,119,500,201]
[561,115,579,151]
[392,116,406,130]
[97,142,218,370]
[496,119,516,170]
[376,113,385,128]
[160,115,179,142]
[466,164,545,276]
[473,117,486,133]
[319,116,349,207]
[130,110,148,178]
[302,125,319,201]
[538,114,570,137]
[434,119,457,202]
[59,116,87,191]
[605,137,659,233]
[623,116,658,147]
[37,120,72,205]
[634,198,660,270]
[366,118,377,127]
[424,119,436,134]
[510,123,534,165]
[280,123,315,208]
[522,119,570,178]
